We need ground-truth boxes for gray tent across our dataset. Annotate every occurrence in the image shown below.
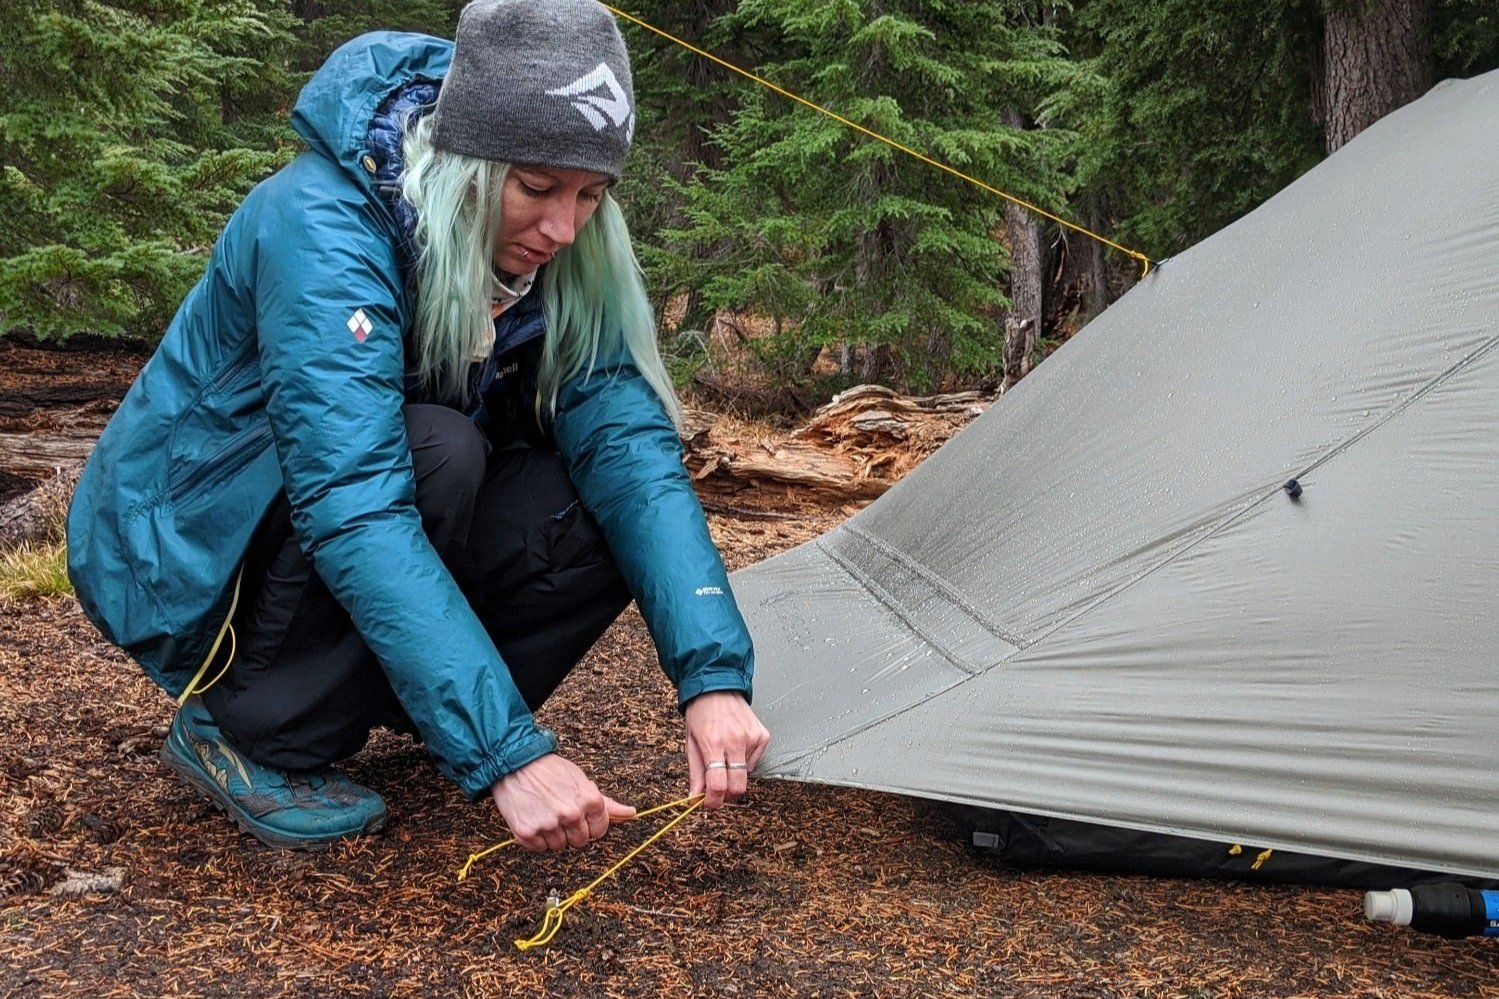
[732,69,1499,884]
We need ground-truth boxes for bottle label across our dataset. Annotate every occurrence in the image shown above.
[1483,891,1499,937]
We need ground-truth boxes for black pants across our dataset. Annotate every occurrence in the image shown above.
[201,404,634,771]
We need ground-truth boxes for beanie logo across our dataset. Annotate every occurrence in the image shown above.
[546,62,635,141]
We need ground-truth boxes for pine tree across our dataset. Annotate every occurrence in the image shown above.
[1057,0,1499,262]
[0,0,302,341]
[652,0,1076,396]
[1056,0,1324,261]
[0,0,460,344]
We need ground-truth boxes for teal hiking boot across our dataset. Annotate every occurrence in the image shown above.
[161,697,387,850]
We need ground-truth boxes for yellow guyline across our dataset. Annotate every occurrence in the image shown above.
[458,794,706,951]
[177,567,245,704]
[603,4,1154,278]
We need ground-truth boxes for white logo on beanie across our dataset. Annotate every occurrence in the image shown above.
[546,62,635,141]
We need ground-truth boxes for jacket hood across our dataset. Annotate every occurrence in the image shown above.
[291,31,453,191]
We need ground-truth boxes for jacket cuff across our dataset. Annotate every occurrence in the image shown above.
[677,668,754,711]
[458,725,559,800]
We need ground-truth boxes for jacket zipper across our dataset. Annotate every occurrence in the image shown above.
[168,422,273,502]
[207,344,257,396]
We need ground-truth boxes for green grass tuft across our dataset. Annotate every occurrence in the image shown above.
[0,539,73,600]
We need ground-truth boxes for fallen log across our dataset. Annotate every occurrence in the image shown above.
[0,430,99,478]
[0,462,80,550]
[681,384,990,501]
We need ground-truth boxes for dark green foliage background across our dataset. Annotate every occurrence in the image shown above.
[3,1,1496,396]
[0,0,461,341]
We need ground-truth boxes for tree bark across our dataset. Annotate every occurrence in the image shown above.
[674,0,735,335]
[1001,108,1045,392]
[680,386,990,500]
[0,464,80,550]
[1320,0,1433,153]
[1083,209,1110,323]
[853,159,895,385]
[0,432,96,477]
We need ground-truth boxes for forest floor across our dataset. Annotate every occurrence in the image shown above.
[3,340,1498,998]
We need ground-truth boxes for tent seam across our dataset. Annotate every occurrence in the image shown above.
[832,525,1031,651]
[816,534,987,675]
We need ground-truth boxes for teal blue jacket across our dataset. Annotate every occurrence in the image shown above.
[67,32,754,800]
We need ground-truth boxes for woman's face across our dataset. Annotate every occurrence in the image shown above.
[493,165,610,274]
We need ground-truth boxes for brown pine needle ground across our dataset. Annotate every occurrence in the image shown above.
[4,504,1499,998]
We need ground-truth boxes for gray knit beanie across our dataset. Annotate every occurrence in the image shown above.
[433,0,635,181]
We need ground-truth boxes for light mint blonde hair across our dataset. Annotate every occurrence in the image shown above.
[399,112,678,423]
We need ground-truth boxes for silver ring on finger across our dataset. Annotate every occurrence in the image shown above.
[727,763,749,770]
[706,761,728,771]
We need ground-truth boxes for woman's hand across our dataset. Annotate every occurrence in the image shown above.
[490,753,635,852]
[684,691,771,809]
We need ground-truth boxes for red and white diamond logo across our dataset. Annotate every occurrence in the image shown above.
[347,308,373,342]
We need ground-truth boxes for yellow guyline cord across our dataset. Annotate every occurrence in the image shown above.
[603,4,1154,278]
[176,567,245,705]
[458,793,706,951]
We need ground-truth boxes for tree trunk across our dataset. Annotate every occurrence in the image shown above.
[681,4,728,178]
[655,0,736,336]
[854,220,895,386]
[859,344,891,385]
[0,464,81,549]
[853,149,895,386]
[1001,108,1045,392]
[1083,209,1110,323]
[678,286,712,334]
[1320,0,1433,153]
